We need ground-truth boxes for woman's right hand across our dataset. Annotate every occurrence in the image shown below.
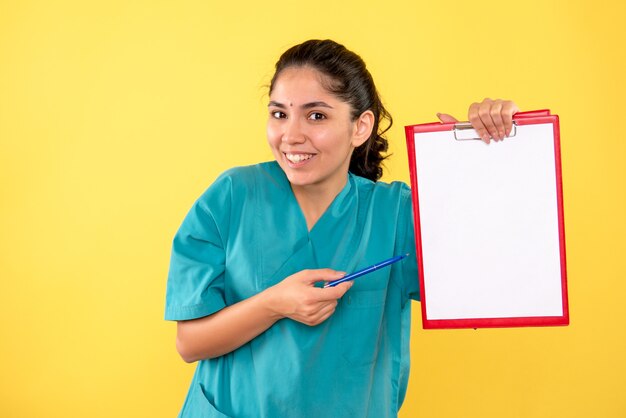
[176,269,351,362]
[437,98,520,144]
[267,269,353,326]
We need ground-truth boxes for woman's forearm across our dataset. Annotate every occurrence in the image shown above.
[175,269,350,363]
[176,288,282,362]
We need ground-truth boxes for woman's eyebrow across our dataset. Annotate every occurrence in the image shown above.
[268,101,286,108]
[268,101,334,109]
[302,101,333,109]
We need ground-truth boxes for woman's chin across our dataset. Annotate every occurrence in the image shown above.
[284,172,316,188]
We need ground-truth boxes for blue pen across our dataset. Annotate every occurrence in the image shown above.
[323,254,410,288]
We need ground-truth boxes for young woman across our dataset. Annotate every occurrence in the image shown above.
[165,39,519,417]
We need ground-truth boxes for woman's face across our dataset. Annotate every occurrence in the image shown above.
[267,66,370,193]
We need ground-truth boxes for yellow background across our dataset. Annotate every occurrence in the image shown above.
[1,0,624,417]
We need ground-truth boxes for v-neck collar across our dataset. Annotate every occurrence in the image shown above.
[270,161,354,236]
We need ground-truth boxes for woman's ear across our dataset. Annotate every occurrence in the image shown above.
[351,110,375,147]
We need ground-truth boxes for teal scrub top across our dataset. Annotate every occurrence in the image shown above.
[165,161,420,418]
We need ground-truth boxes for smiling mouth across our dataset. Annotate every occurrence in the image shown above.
[284,153,315,164]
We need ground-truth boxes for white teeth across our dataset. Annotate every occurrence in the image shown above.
[285,153,313,163]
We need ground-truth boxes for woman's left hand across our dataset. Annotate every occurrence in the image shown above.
[437,98,520,144]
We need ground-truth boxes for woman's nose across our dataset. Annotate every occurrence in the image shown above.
[282,118,306,144]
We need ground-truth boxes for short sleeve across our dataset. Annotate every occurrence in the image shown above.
[164,174,233,321]
[399,187,421,305]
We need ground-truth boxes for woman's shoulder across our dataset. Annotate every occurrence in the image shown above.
[197,162,280,201]
[351,173,412,202]
[210,161,275,183]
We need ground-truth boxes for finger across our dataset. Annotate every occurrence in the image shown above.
[324,299,339,309]
[468,102,490,144]
[318,303,338,321]
[302,300,336,317]
[317,300,338,315]
[315,310,334,325]
[322,298,338,310]
[501,101,520,137]
[318,281,353,301]
[477,99,499,141]
[296,301,335,326]
[307,303,337,326]
[436,113,458,123]
[489,99,505,141]
[299,269,345,285]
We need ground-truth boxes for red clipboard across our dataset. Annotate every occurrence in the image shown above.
[405,110,569,329]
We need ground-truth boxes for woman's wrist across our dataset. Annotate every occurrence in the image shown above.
[258,286,285,322]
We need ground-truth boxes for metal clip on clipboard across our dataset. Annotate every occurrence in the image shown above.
[453,121,518,141]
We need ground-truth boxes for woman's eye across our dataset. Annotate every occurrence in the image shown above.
[271,111,286,119]
[308,112,326,121]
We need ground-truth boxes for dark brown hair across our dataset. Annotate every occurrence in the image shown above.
[269,39,392,181]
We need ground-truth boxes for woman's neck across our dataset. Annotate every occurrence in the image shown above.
[291,174,348,231]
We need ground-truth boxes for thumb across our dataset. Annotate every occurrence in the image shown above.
[316,269,346,282]
[299,268,345,285]
[437,112,459,123]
